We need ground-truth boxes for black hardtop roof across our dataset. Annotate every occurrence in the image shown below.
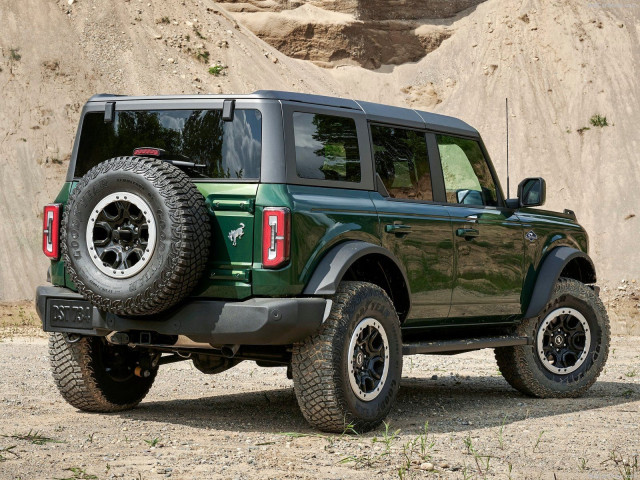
[87,90,478,137]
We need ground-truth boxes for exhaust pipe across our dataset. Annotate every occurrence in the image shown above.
[221,344,240,358]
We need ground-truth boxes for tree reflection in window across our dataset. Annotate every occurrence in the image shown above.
[75,109,262,180]
[372,125,432,201]
[293,112,361,182]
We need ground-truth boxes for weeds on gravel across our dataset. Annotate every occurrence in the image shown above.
[4,429,62,445]
[398,423,436,473]
[625,368,638,378]
[342,422,439,478]
[144,437,160,447]
[282,421,357,450]
[194,50,210,63]
[208,65,226,76]
[463,434,492,477]
[340,421,400,468]
[0,445,18,462]
[55,467,98,480]
[193,27,206,40]
[497,414,507,450]
[533,430,545,452]
[9,48,21,61]
[604,450,639,480]
[578,456,589,470]
[590,114,609,127]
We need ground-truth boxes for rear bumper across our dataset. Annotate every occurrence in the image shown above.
[36,285,327,345]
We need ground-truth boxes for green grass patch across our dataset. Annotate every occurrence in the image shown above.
[589,114,608,127]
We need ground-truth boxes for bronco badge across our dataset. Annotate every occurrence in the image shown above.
[525,230,538,242]
[228,223,245,247]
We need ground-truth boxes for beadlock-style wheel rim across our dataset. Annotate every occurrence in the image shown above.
[85,192,157,279]
[536,307,591,375]
[348,317,390,402]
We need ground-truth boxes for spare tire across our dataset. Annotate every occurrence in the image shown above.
[61,156,210,316]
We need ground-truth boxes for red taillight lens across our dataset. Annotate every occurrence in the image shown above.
[133,147,164,157]
[262,207,290,269]
[43,204,61,260]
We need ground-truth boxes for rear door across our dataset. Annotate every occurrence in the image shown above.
[434,134,524,321]
[370,125,454,325]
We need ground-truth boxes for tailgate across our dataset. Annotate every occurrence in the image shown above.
[194,183,257,299]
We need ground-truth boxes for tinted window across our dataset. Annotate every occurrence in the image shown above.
[293,112,361,182]
[436,135,498,206]
[76,109,262,180]
[372,125,432,201]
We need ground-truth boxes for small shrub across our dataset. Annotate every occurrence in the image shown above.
[194,50,210,63]
[589,114,608,127]
[10,48,21,61]
[208,65,226,76]
[158,16,171,24]
[193,27,206,39]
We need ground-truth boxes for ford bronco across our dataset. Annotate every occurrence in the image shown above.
[37,91,609,432]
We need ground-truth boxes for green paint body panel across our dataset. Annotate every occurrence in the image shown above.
[48,180,591,324]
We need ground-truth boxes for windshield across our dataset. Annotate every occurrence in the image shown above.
[75,109,262,180]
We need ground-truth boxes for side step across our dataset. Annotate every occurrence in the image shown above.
[402,335,531,355]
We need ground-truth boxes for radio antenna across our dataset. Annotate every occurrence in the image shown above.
[505,97,510,199]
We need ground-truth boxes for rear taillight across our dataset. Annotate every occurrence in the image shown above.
[262,207,290,269]
[43,204,61,260]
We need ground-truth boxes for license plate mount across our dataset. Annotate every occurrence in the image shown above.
[48,298,94,330]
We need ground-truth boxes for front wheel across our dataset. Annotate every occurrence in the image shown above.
[49,333,158,412]
[291,281,403,433]
[496,278,610,398]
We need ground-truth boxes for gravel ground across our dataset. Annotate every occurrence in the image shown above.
[0,334,638,480]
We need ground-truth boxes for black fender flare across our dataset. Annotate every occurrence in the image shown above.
[524,246,596,318]
[303,241,411,298]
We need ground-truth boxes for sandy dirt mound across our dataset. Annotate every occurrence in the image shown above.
[0,0,343,300]
[0,0,639,302]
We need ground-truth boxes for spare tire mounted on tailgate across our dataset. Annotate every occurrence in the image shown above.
[62,156,210,316]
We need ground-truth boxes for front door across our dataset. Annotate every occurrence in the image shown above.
[435,134,524,321]
[370,124,454,325]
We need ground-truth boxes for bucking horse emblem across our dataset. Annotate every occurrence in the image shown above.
[228,223,245,247]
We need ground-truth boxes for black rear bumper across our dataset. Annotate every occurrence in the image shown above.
[36,285,327,345]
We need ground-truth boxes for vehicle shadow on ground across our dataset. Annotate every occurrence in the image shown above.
[123,376,640,436]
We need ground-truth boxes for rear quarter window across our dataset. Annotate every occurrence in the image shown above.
[292,112,361,183]
[75,109,262,180]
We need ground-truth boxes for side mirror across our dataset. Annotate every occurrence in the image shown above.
[518,177,546,207]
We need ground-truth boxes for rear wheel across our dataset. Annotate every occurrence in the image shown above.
[496,278,610,397]
[49,333,158,412]
[292,281,402,433]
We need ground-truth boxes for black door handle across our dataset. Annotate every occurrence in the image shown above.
[456,227,479,238]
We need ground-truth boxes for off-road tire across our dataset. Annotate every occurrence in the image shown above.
[62,156,210,316]
[495,277,610,397]
[292,281,402,433]
[49,333,157,412]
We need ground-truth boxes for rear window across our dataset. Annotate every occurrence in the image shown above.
[293,112,361,183]
[75,109,262,180]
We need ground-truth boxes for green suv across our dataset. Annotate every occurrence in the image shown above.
[37,91,609,432]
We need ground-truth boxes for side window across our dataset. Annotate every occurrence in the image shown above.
[436,135,498,206]
[293,112,361,182]
[372,125,433,201]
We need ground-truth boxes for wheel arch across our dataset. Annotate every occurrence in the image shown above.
[303,241,411,322]
[524,246,597,319]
